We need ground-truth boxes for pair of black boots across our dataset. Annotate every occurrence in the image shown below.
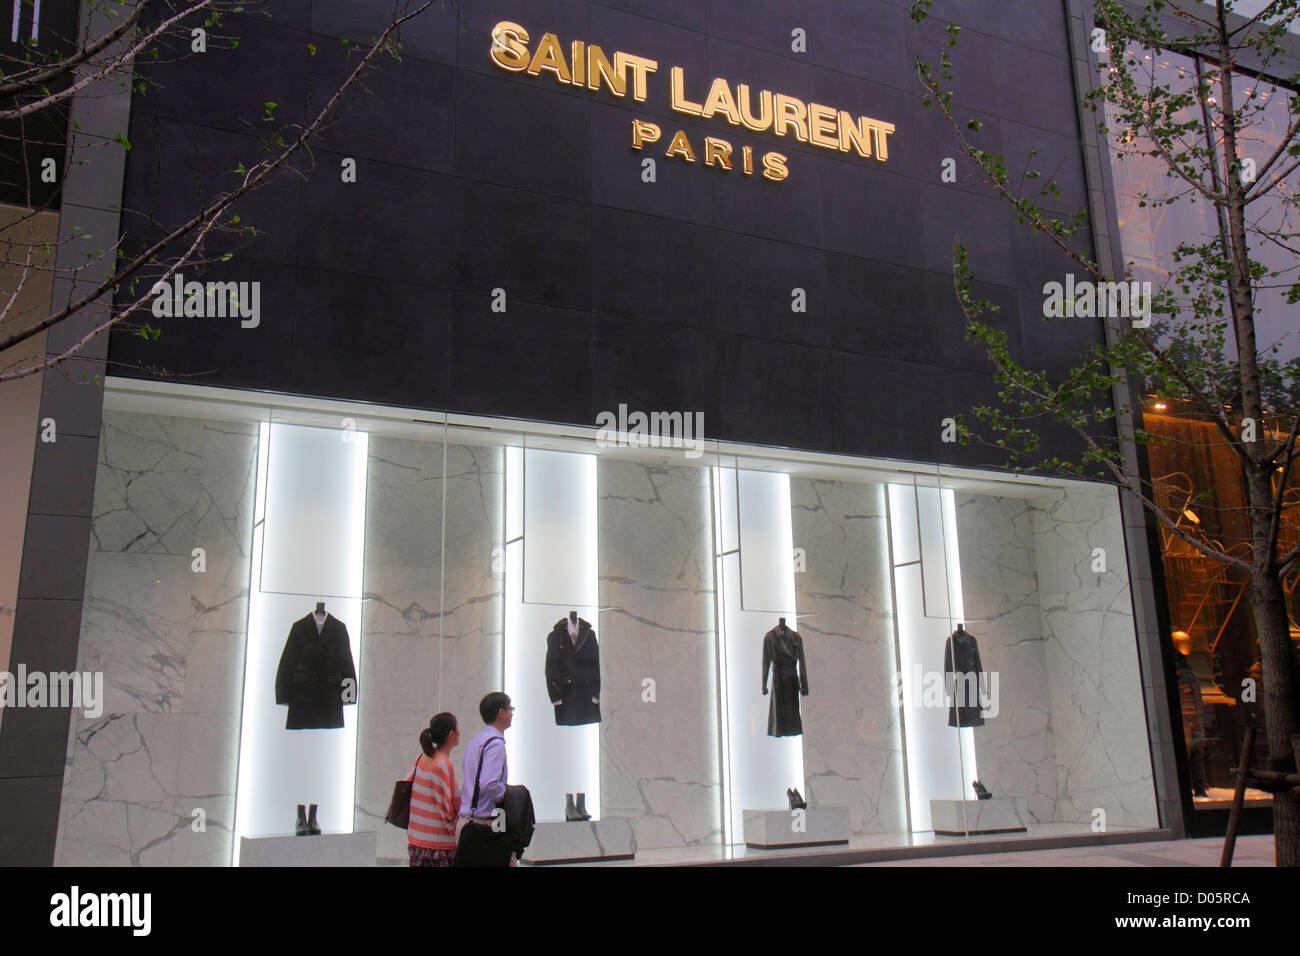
[295,803,322,835]
[786,787,807,810]
[564,792,591,821]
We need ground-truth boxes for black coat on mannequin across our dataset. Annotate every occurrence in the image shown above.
[275,612,358,729]
[762,622,809,737]
[545,617,601,726]
[944,627,985,728]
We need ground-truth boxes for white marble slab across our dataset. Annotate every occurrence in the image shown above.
[56,411,258,866]
[743,807,850,847]
[1031,486,1158,829]
[357,439,503,865]
[953,485,1159,832]
[930,798,1026,835]
[597,460,721,851]
[956,493,1058,825]
[791,478,903,836]
[240,832,377,867]
[524,819,636,864]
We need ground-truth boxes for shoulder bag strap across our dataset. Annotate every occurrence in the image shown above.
[469,737,501,819]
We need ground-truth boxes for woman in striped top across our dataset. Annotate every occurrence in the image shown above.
[408,712,461,867]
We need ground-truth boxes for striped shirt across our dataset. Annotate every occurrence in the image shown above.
[408,755,458,850]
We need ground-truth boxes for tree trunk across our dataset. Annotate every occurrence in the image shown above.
[1217,2,1300,863]
[1247,477,1300,866]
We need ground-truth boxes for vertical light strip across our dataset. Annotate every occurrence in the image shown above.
[437,420,448,706]
[713,465,801,843]
[888,482,974,833]
[504,447,599,821]
[710,466,733,846]
[231,422,270,866]
[11,1,20,43]
[343,433,369,826]
[940,487,977,803]
[877,482,911,833]
[232,423,368,862]
[504,446,523,706]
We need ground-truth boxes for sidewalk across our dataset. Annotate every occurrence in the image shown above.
[853,835,1276,867]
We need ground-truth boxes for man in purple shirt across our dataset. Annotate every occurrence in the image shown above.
[453,691,515,866]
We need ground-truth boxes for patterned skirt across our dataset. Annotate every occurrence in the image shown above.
[409,844,456,868]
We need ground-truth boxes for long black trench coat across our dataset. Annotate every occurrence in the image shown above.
[762,623,809,737]
[944,627,985,728]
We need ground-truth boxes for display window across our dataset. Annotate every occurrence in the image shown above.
[52,379,1160,865]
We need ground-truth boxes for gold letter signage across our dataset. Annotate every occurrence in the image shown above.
[489,21,895,182]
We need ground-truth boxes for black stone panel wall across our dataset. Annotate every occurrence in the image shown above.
[108,0,1102,470]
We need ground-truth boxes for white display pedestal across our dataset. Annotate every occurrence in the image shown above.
[743,808,850,848]
[929,799,1027,835]
[239,832,377,866]
[523,819,636,865]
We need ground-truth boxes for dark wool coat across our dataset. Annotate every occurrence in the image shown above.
[944,627,985,728]
[275,613,358,729]
[545,618,601,726]
[762,623,809,737]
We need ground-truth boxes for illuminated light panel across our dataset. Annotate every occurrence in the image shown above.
[712,466,801,844]
[232,422,368,863]
[504,447,600,822]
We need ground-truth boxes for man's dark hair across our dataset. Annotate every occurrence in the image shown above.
[479,692,511,725]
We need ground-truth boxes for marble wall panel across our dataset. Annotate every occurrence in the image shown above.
[55,713,186,866]
[1030,484,1158,829]
[597,460,720,850]
[791,479,904,835]
[955,493,1058,824]
[56,411,256,866]
[357,439,502,862]
[90,413,256,558]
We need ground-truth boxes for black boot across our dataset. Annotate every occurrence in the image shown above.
[790,787,807,809]
[972,780,992,800]
[575,792,592,820]
[307,803,321,834]
[565,793,581,821]
[295,804,308,836]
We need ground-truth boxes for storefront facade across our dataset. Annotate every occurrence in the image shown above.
[2,0,1210,865]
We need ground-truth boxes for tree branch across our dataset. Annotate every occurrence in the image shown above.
[0,0,440,373]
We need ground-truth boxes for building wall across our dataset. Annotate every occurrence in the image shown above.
[107,0,1103,468]
[0,207,60,739]
[0,0,133,864]
[7,0,1193,863]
